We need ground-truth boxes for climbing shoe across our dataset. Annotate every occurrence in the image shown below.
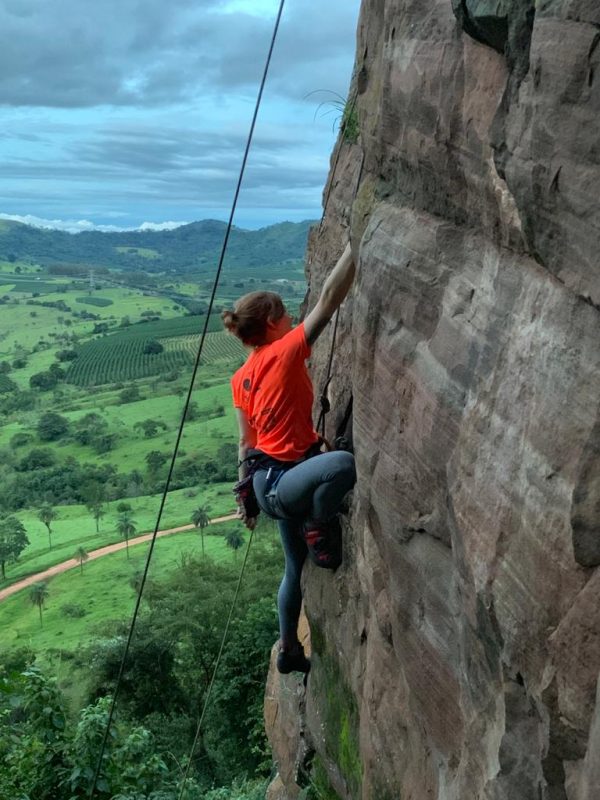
[277,645,311,675]
[302,515,342,570]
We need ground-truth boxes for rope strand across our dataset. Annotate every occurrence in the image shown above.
[88,1,286,794]
[177,528,256,800]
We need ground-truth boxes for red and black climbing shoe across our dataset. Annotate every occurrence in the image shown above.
[302,515,342,570]
[277,645,311,675]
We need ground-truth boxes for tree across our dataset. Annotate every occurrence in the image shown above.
[9,432,32,450]
[92,433,118,454]
[37,411,69,442]
[16,447,56,472]
[37,504,58,550]
[30,582,49,627]
[0,516,29,579]
[145,450,167,478]
[142,339,163,354]
[74,546,88,575]
[225,530,245,561]
[116,514,137,560]
[88,502,105,533]
[73,412,107,446]
[82,481,106,533]
[192,506,211,558]
[134,418,168,439]
[119,384,141,404]
[29,370,59,391]
[184,400,200,422]
[55,348,78,362]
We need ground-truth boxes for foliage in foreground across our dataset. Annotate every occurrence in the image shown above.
[0,540,282,799]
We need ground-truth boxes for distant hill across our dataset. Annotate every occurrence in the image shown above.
[0,218,316,273]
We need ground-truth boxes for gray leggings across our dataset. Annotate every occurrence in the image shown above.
[253,450,356,648]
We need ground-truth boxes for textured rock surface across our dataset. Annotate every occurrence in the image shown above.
[265,1,600,798]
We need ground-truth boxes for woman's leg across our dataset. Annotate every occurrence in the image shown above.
[275,451,356,524]
[276,518,307,650]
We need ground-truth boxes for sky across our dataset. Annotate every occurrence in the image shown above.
[0,0,361,233]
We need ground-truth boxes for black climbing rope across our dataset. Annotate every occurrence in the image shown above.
[177,527,256,800]
[315,97,365,443]
[88,1,287,796]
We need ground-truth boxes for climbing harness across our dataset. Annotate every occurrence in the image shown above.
[89,2,287,797]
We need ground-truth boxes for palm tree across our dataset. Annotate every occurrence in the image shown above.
[191,507,211,558]
[225,530,245,561]
[116,514,137,560]
[30,582,49,627]
[73,546,89,575]
[37,504,58,550]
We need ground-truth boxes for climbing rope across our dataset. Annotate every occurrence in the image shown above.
[88,1,287,796]
[177,527,256,800]
[315,93,365,442]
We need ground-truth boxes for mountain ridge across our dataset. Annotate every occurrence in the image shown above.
[0,217,316,273]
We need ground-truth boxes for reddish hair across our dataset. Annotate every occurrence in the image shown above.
[221,291,285,346]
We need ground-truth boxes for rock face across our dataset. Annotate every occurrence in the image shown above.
[265,2,600,799]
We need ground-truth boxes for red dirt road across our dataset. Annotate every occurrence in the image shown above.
[0,513,238,604]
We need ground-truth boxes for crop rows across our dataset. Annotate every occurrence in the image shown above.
[114,314,222,340]
[163,332,245,364]
[65,338,193,386]
[66,328,244,387]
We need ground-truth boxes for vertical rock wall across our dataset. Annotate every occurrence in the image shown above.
[266,2,600,798]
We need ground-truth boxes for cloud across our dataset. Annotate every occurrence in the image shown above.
[0,212,188,234]
[0,0,359,108]
[0,0,360,228]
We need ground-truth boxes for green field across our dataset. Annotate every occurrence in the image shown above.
[0,256,302,687]
[0,227,309,797]
[75,295,114,307]
[0,519,270,656]
[65,315,234,386]
[115,246,160,259]
[1,484,235,586]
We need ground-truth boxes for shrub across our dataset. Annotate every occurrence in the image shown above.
[143,340,164,355]
[16,448,57,472]
[10,433,33,449]
[119,385,141,404]
[60,603,87,619]
[37,412,69,441]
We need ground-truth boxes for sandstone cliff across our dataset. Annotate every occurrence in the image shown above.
[266,2,600,798]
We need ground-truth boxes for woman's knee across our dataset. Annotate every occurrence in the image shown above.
[331,450,356,489]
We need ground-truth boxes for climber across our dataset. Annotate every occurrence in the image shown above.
[221,241,357,675]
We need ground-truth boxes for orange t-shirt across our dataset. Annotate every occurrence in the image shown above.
[231,322,319,461]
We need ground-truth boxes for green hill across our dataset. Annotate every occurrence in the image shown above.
[0,218,315,273]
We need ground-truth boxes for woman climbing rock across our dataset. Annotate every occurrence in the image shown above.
[222,241,357,674]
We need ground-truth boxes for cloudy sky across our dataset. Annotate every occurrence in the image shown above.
[0,0,361,232]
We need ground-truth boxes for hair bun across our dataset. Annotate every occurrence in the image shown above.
[220,309,238,332]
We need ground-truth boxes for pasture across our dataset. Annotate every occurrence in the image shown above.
[0,519,269,657]
[0,252,299,696]
[2,484,235,586]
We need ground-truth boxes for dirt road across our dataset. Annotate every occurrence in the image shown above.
[0,513,238,604]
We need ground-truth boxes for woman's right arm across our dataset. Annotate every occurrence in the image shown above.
[235,408,258,530]
[236,408,256,481]
[304,242,355,346]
